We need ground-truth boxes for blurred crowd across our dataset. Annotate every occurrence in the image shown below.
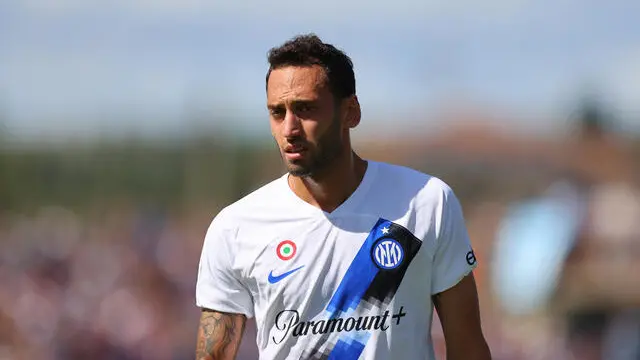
[0,205,263,360]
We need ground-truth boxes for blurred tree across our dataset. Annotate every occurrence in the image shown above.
[0,107,10,212]
[0,134,5,213]
[575,94,612,139]
[0,126,283,214]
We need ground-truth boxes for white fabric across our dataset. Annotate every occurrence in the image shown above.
[196,160,476,360]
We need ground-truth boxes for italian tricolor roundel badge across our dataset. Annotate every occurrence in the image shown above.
[276,240,297,261]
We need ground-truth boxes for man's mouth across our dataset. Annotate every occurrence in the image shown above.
[284,145,307,160]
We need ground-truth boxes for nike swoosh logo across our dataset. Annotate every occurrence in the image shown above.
[268,265,304,284]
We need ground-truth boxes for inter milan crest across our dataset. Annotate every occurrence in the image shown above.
[369,222,419,272]
[372,237,404,270]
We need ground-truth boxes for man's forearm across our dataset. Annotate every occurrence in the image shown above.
[196,309,247,360]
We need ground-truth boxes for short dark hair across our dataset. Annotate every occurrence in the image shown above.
[266,34,356,99]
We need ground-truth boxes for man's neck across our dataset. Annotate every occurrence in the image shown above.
[288,152,368,213]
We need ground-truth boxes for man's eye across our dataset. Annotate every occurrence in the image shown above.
[296,104,314,113]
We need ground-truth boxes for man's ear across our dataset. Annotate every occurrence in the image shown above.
[343,95,361,129]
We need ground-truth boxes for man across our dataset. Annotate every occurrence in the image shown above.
[195,34,492,360]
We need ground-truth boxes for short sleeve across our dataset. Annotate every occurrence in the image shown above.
[431,185,478,295]
[195,214,254,317]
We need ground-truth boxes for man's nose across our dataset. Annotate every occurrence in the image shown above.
[283,111,302,138]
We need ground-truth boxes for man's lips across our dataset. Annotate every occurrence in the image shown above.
[283,145,307,160]
[284,144,306,153]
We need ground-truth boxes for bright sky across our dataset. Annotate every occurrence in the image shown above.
[1,0,639,140]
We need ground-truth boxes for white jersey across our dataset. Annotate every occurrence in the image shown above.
[196,160,477,360]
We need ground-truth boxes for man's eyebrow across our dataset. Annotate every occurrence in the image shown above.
[267,98,318,109]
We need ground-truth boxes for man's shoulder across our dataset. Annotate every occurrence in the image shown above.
[373,161,454,198]
[210,174,288,227]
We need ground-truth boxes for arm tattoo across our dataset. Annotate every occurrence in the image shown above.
[196,309,247,360]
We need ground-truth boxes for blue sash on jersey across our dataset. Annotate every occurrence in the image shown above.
[302,218,422,359]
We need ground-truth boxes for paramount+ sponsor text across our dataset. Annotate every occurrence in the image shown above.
[272,308,407,344]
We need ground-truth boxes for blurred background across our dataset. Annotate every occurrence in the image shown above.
[1,1,639,359]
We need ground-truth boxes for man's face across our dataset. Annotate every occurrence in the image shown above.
[267,65,346,177]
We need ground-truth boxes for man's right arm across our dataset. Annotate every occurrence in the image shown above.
[196,308,247,360]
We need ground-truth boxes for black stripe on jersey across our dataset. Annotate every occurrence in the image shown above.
[362,221,422,305]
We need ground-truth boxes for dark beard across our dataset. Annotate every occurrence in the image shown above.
[286,115,344,178]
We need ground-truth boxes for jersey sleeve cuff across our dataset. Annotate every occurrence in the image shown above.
[431,262,477,295]
[195,299,255,318]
